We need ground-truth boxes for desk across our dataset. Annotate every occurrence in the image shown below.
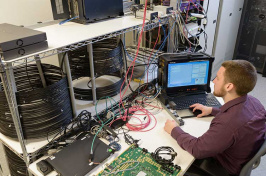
[29,110,213,176]
[29,83,224,176]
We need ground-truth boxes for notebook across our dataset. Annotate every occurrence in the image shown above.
[159,53,221,110]
[46,133,111,176]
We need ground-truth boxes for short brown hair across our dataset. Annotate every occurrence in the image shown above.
[221,60,257,96]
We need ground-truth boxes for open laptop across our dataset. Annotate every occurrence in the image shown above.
[46,133,111,176]
[158,53,221,110]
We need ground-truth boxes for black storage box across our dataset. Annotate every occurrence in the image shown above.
[51,0,124,24]
[0,23,48,61]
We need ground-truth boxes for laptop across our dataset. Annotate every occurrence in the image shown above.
[158,53,221,110]
[46,133,111,176]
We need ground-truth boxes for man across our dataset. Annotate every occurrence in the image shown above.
[164,60,266,176]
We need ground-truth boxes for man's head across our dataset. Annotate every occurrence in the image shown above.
[213,60,257,98]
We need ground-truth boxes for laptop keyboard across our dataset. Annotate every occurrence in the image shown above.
[173,94,221,110]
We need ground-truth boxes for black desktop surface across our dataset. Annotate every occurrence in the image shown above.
[46,133,111,176]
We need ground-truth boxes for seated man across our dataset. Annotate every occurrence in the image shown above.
[164,60,266,176]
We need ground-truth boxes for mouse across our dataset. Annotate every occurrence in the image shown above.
[189,107,202,117]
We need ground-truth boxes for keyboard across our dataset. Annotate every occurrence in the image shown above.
[173,93,221,110]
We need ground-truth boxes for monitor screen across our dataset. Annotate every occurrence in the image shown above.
[167,60,210,88]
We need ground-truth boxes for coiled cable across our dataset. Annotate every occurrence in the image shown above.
[68,38,125,100]
[0,63,73,139]
[4,146,27,176]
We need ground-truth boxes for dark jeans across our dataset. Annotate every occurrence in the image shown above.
[185,158,235,176]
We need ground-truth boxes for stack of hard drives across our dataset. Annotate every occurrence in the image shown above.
[0,23,48,61]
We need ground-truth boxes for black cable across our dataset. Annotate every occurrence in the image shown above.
[206,0,209,14]
[151,146,177,165]
[203,30,208,52]
[35,110,92,157]
[68,38,123,79]
[25,59,34,90]
[121,41,135,93]
[74,73,125,101]
[68,38,125,101]
[92,81,157,125]
[59,52,67,73]
[0,63,73,139]
[4,146,27,176]
[123,45,161,92]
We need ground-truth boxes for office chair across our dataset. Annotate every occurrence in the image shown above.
[185,140,266,176]
[239,139,266,176]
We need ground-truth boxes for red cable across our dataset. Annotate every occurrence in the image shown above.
[144,22,161,84]
[125,106,157,132]
[139,21,161,94]
[185,2,190,23]
[110,105,157,132]
[118,0,148,116]
[189,0,202,12]
[135,100,163,109]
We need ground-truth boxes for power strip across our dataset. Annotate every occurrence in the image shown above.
[153,5,173,17]
[184,23,200,38]
[160,101,185,126]
[136,10,158,21]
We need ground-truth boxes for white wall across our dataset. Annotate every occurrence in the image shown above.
[199,0,221,56]
[213,0,244,78]
[0,0,60,66]
[0,0,53,26]
[199,0,245,79]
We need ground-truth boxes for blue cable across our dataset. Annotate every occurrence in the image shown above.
[122,43,141,64]
[109,142,121,151]
[137,21,176,99]
[140,21,173,79]
[59,16,78,25]
[138,22,175,79]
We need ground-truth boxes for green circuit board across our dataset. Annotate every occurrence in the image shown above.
[98,145,181,176]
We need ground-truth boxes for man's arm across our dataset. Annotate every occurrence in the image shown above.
[170,119,234,159]
[211,107,221,116]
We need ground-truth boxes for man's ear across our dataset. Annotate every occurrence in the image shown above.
[225,82,235,92]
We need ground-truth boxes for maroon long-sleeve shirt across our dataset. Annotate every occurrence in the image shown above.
[171,95,266,175]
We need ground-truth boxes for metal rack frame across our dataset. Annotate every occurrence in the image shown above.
[0,15,170,175]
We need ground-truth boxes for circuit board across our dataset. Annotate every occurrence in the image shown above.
[98,145,181,176]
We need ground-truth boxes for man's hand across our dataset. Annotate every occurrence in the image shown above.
[190,103,212,118]
[164,119,178,134]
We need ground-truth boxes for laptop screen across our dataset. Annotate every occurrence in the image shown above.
[168,60,210,88]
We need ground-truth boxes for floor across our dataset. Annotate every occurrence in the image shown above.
[0,74,265,176]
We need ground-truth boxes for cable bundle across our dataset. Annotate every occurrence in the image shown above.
[4,146,27,176]
[92,82,161,132]
[122,106,157,132]
[68,38,123,78]
[36,110,93,156]
[0,64,73,139]
[151,146,177,165]
[74,73,125,100]
[68,38,125,100]
[125,46,162,80]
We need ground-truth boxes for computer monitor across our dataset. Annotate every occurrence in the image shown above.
[167,60,210,88]
[158,53,214,96]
